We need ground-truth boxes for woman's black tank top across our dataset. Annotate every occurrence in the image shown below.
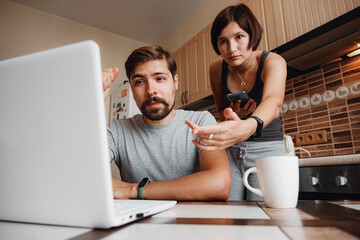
[221,51,283,142]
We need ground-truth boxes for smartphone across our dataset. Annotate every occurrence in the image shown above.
[226,91,250,107]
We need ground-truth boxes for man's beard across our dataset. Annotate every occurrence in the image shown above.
[140,96,174,121]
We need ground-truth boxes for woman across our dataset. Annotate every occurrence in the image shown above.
[186,3,287,201]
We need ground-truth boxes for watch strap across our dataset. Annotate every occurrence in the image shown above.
[247,116,263,137]
[137,178,150,200]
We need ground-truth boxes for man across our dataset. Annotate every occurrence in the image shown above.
[102,45,230,201]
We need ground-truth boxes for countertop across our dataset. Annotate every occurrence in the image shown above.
[299,154,360,167]
[1,200,359,240]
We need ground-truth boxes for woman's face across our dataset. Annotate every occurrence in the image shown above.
[217,21,252,66]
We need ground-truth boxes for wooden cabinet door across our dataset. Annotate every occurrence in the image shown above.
[173,48,183,109]
[246,0,269,51]
[203,25,220,98]
[180,44,189,107]
[258,0,360,49]
[275,0,359,43]
[186,36,200,103]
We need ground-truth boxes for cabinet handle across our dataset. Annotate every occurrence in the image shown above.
[181,92,184,105]
[184,90,188,104]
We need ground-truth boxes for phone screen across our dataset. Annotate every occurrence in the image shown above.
[226,92,250,107]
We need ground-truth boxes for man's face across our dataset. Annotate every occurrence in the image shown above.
[130,59,178,121]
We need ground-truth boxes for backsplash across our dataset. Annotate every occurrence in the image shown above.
[280,55,360,158]
[206,55,360,158]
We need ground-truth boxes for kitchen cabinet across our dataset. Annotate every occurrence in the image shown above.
[186,36,201,103]
[173,45,188,108]
[173,48,182,109]
[200,25,219,99]
[244,0,359,50]
[261,0,360,45]
[174,28,216,108]
[245,0,270,50]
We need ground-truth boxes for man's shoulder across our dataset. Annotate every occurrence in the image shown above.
[176,109,212,118]
[176,109,216,124]
[108,114,142,129]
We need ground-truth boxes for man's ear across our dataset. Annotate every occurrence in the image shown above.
[174,73,179,90]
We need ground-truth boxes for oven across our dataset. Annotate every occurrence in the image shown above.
[299,164,360,200]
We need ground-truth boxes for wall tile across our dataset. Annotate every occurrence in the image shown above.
[328,99,347,109]
[331,124,351,132]
[331,118,349,126]
[343,72,360,83]
[325,79,343,90]
[335,148,355,155]
[324,74,341,83]
[308,79,323,88]
[281,55,360,158]
[323,63,340,72]
[324,68,341,78]
[342,66,360,78]
[347,96,360,105]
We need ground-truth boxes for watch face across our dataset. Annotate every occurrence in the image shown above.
[138,178,149,188]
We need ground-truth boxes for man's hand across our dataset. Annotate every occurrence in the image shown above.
[102,68,119,99]
[112,178,138,199]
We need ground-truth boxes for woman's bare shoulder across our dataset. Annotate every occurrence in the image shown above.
[264,51,286,65]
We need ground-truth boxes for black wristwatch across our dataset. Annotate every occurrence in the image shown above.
[247,116,263,137]
[137,177,150,200]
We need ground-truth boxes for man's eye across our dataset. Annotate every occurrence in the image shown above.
[157,77,165,81]
[236,35,243,39]
[134,80,144,85]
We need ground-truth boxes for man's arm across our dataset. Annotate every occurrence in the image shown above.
[112,149,231,201]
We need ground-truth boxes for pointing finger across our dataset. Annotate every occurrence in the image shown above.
[191,124,222,136]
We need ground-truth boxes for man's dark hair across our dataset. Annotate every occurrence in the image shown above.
[125,45,177,80]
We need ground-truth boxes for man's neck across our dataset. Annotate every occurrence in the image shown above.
[142,109,177,127]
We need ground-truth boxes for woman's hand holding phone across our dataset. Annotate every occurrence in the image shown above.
[226,92,257,118]
[230,99,256,118]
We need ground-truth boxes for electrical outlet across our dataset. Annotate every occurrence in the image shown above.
[295,130,327,146]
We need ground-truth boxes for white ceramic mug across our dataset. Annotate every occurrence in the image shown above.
[243,156,299,208]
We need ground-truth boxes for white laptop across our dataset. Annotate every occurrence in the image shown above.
[0,40,176,229]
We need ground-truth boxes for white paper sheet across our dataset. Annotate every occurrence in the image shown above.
[102,224,288,240]
[152,204,270,219]
[0,221,91,240]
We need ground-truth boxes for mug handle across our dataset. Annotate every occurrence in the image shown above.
[243,167,263,197]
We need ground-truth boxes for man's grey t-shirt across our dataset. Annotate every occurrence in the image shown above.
[107,109,217,183]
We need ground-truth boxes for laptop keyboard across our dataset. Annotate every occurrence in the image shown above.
[113,200,152,217]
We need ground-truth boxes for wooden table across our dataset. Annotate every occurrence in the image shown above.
[72,200,359,240]
[1,200,359,240]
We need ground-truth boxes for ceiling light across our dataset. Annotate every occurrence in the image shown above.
[347,48,360,57]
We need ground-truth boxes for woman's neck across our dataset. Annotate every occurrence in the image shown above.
[234,51,257,73]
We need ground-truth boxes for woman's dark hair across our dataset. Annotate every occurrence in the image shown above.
[125,45,177,80]
[211,4,263,55]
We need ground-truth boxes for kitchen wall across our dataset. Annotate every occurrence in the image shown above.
[161,0,238,52]
[0,0,148,124]
[280,55,360,158]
